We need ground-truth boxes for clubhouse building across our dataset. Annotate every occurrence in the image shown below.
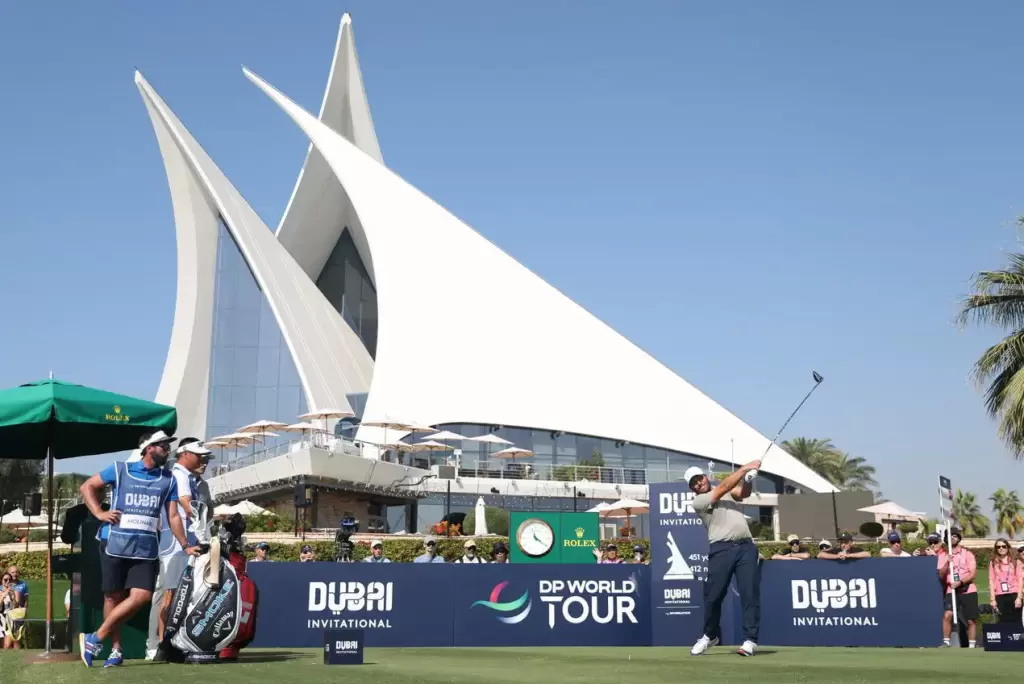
[138,14,836,538]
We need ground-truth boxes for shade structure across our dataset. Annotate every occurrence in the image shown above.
[470,434,513,446]
[586,502,613,514]
[217,500,270,516]
[602,498,650,540]
[361,416,417,431]
[857,501,920,519]
[0,377,177,656]
[238,419,289,433]
[281,422,318,432]
[0,379,177,460]
[0,508,47,528]
[425,430,467,442]
[492,446,534,459]
[413,440,454,451]
[299,408,355,421]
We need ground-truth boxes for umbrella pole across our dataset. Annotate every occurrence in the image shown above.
[44,446,54,655]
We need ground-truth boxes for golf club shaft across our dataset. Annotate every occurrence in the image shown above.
[748,377,824,488]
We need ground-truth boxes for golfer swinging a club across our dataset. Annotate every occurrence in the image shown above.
[686,459,762,657]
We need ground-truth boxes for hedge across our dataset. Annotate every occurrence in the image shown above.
[1,538,1008,580]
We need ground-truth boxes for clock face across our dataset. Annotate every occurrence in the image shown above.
[516,518,555,558]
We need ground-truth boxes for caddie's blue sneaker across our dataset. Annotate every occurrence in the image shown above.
[104,648,124,667]
[80,632,102,667]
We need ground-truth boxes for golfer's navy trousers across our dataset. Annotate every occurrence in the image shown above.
[702,539,760,642]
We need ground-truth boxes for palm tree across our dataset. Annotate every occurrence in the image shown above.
[832,453,878,491]
[781,437,843,483]
[953,489,991,537]
[991,488,1024,538]
[957,252,1024,457]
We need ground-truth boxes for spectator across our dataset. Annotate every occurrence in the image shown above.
[0,572,15,649]
[362,540,391,563]
[491,542,509,563]
[817,539,832,554]
[772,535,810,560]
[595,543,625,564]
[631,544,649,565]
[454,540,487,563]
[817,533,870,560]
[6,567,26,610]
[64,588,71,616]
[414,538,445,563]
[251,542,272,562]
[879,531,910,557]
[940,527,978,648]
[913,532,944,557]
[989,538,1022,624]
[299,545,316,562]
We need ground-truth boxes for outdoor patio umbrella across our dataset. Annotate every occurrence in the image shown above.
[0,377,177,655]
[469,433,512,467]
[360,416,417,447]
[603,498,650,540]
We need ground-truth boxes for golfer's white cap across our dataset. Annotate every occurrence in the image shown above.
[683,466,705,484]
[177,440,212,456]
[139,431,175,451]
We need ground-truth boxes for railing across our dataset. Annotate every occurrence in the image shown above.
[208,433,715,489]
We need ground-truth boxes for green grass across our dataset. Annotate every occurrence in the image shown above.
[23,580,71,620]
[0,647,1019,683]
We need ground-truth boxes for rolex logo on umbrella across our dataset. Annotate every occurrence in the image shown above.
[105,404,130,423]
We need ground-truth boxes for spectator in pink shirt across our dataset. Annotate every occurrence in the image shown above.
[938,528,978,648]
[988,538,1023,623]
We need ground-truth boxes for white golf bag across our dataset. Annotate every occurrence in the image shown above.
[163,505,245,663]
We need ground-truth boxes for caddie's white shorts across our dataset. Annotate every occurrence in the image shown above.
[159,552,189,591]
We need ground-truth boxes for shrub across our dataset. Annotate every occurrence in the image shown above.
[0,527,17,544]
[28,528,53,543]
[898,522,920,535]
[463,507,510,537]
[242,513,294,533]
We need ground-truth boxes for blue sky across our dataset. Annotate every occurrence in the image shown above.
[0,2,1021,519]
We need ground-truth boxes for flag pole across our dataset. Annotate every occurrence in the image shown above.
[44,369,54,656]
[938,475,958,646]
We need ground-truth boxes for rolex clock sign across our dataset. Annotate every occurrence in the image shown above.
[510,512,599,564]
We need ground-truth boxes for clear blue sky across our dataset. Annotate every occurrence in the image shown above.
[0,2,1020,520]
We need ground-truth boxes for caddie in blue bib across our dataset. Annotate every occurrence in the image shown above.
[105,461,175,560]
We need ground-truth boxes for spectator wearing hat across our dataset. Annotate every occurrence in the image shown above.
[988,538,1022,624]
[594,543,625,564]
[631,545,649,565]
[914,532,945,557]
[817,533,870,560]
[299,545,316,562]
[879,532,910,557]
[491,542,509,563]
[772,535,810,560]
[363,540,391,563]
[251,543,272,562]
[939,527,978,647]
[414,537,445,563]
[816,539,832,554]
[455,540,488,563]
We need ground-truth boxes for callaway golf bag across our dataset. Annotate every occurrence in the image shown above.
[163,510,255,663]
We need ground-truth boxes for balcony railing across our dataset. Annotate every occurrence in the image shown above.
[207,434,714,489]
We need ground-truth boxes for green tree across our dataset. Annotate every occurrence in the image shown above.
[781,437,843,482]
[463,506,509,537]
[991,488,1024,539]
[953,489,991,537]
[832,453,878,491]
[0,459,44,514]
[957,251,1024,456]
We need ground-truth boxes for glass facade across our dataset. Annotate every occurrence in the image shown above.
[315,228,377,357]
[206,220,308,443]
[409,423,784,493]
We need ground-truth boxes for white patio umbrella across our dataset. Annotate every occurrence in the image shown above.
[299,408,355,435]
[586,502,613,514]
[280,422,317,433]
[209,432,259,460]
[227,500,271,516]
[469,433,513,467]
[603,498,650,539]
[0,508,47,528]
[361,416,417,447]
[492,446,534,461]
[425,430,467,442]
[238,420,289,454]
[413,440,454,451]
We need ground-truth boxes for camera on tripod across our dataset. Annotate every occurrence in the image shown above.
[334,514,360,562]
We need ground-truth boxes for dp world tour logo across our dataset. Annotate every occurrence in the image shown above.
[471,581,531,624]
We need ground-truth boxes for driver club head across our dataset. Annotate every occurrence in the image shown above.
[812,371,824,384]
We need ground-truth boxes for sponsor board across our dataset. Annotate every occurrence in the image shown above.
[649,482,708,645]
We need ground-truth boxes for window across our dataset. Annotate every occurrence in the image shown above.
[315,229,377,357]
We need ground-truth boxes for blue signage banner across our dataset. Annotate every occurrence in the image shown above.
[648,482,708,646]
[247,563,453,648]
[759,558,943,647]
[983,624,1024,651]
[324,629,365,664]
[452,564,650,647]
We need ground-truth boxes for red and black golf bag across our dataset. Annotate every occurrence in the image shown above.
[218,548,259,660]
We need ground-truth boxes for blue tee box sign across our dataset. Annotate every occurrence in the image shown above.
[324,629,364,664]
[984,624,1024,651]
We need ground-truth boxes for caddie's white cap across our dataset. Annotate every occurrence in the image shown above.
[683,466,705,484]
[139,430,175,451]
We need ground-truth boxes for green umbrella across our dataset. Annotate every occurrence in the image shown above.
[0,378,177,655]
[0,378,177,459]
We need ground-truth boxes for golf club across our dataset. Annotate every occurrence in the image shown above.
[745,371,824,483]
